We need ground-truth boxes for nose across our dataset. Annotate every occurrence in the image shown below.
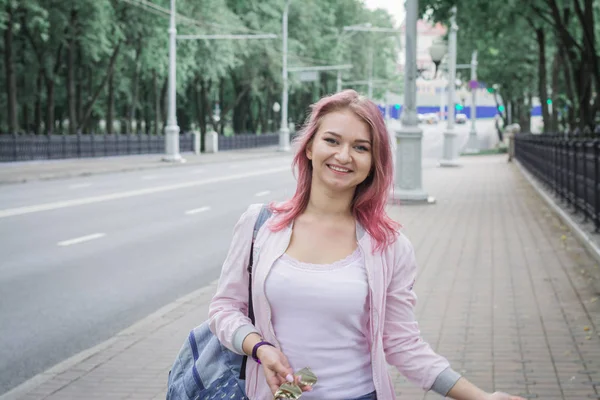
[335,144,351,164]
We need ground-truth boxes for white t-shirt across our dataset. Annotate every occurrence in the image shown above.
[265,247,375,399]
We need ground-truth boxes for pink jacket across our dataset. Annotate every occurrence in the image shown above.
[209,204,460,399]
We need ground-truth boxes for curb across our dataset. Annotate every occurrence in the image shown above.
[514,160,600,266]
[0,147,283,186]
[0,280,218,400]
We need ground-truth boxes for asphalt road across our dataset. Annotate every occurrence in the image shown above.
[0,119,498,395]
[0,156,297,394]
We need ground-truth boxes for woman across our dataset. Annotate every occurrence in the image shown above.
[209,90,524,400]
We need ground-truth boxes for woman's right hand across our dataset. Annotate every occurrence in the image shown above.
[257,345,313,395]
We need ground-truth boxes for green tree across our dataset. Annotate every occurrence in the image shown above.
[0,0,400,138]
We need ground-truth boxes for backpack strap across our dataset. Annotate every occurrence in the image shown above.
[240,204,272,380]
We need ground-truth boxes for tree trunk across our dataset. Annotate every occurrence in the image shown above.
[576,58,593,130]
[46,79,55,134]
[143,80,151,134]
[219,77,225,135]
[153,70,160,136]
[107,69,114,134]
[76,46,83,127]
[535,28,550,133]
[78,42,121,130]
[67,8,77,135]
[573,0,600,126]
[4,5,19,133]
[128,41,142,134]
[550,49,560,132]
[34,70,43,134]
[160,77,168,132]
[194,77,206,152]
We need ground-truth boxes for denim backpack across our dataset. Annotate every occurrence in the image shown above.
[166,205,272,400]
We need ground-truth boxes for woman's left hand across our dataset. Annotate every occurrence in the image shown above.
[486,392,526,400]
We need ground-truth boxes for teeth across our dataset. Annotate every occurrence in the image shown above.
[329,165,350,172]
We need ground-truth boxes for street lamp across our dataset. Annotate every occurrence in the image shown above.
[390,0,433,204]
[164,0,182,162]
[439,6,460,167]
[429,38,448,123]
[429,38,447,78]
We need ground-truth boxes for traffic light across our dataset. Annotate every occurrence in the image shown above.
[546,98,552,105]
[498,105,505,112]
[455,104,464,111]
[487,87,494,93]
[394,104,400,110]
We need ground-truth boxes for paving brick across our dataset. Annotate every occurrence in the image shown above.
[9,156,600,400]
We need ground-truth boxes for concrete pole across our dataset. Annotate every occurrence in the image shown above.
[337,70,342,92]
[465,50,479,153]
[439,6,459,167]
[164,0,182,162]
[278,0,291,152]
[391,0,432,204]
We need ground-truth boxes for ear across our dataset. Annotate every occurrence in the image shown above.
[305,139,313,160]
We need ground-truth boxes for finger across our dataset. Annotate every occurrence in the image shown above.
[272,362,293,382]
[266,376,280,395]
[276,375,286,386]
[269,383,278,395]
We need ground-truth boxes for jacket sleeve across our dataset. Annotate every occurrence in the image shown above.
[208,204,262,354]
[383,234,461,395]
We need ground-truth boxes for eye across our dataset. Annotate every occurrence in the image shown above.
[324,137,338,144]
[355,145,370,152]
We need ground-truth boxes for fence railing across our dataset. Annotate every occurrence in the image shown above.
[0,132,279,162]
[218,133,279,151]
[514,134,600,232]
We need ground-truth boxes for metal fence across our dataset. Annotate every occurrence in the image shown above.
[514,134,600,232]
[0,132,280,162]
[218,132,278,151]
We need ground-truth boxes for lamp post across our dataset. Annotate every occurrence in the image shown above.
[391,0,433,204]
[279,0,291,152]
[342,23,400,99]
[439,6,460,167]
[464,50,479,153]
[164,0,182,162]
[429,38,447,122]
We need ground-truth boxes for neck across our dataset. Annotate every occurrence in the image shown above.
[304,180,355,219]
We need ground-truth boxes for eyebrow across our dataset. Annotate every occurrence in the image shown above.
[324,131,372,144]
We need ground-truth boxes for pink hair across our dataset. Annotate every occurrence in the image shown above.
[269,90,400,252]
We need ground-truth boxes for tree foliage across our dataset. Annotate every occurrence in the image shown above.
[0,0,400,138]
[420,0,600,133]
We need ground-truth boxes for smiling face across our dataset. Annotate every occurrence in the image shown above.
[305,108,373,194]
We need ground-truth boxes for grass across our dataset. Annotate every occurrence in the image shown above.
[460,147,508,156]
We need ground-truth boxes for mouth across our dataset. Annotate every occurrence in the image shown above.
[327,164,353,174]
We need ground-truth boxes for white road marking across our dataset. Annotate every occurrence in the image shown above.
[68,183,92,189]
[0,167,289,219]
[58,233,105,247]
[185,206,211,215]
[141,175,160,180]
[255,191,271,197]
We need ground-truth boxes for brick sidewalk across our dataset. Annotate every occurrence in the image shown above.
[0,146,282,185]
[3,155,599,400]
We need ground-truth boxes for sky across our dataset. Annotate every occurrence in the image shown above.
[363,0,405,27]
